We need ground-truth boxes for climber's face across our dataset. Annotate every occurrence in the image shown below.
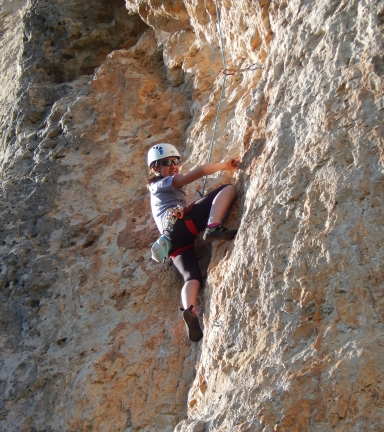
[152,157,180,177]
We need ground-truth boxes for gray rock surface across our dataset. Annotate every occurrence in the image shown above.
[0,0,383,431]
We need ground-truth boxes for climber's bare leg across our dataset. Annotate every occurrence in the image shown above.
[208,184,236,225]
[181,279,201,311]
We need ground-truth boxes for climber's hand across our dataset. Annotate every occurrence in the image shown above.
[224,158,240,173]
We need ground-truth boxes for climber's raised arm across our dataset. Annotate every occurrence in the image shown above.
[172,158,239,189]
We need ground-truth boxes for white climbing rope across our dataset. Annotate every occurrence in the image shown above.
[200,0,227,197]
[200,0,262,197]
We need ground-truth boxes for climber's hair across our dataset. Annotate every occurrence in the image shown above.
[147,170,163,186]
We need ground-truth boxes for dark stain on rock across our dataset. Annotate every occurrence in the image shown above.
[111,290,130,311]
[56,337,67,346]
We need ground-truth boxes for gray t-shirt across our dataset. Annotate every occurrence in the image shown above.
[149,176,186,232]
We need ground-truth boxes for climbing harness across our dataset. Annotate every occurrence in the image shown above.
[164,205,185,232]
[169,244,194,260]
[164,202,196,233]
[167,203,199,259]
[199,0,263,197]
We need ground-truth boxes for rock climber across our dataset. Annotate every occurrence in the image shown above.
[147,143,239,342]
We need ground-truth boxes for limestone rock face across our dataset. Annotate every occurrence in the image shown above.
[126,0,191,32]
[1,0,383,431]
[1,1,193,431]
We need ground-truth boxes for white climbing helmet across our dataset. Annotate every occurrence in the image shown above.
[147,143,180,168]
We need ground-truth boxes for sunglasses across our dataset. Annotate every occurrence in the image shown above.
[157,159,180,166]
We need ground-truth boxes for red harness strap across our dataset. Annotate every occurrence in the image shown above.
[168,204,198,259]
[169,244,193,260]
[184,218,198,235]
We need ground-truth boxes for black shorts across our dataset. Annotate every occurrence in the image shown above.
[165,184,232,286]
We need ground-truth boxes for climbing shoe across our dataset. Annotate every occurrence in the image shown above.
[181,305,203,342]
[203,224,237,242]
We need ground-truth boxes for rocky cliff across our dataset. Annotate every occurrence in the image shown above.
[0,0,383,431]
